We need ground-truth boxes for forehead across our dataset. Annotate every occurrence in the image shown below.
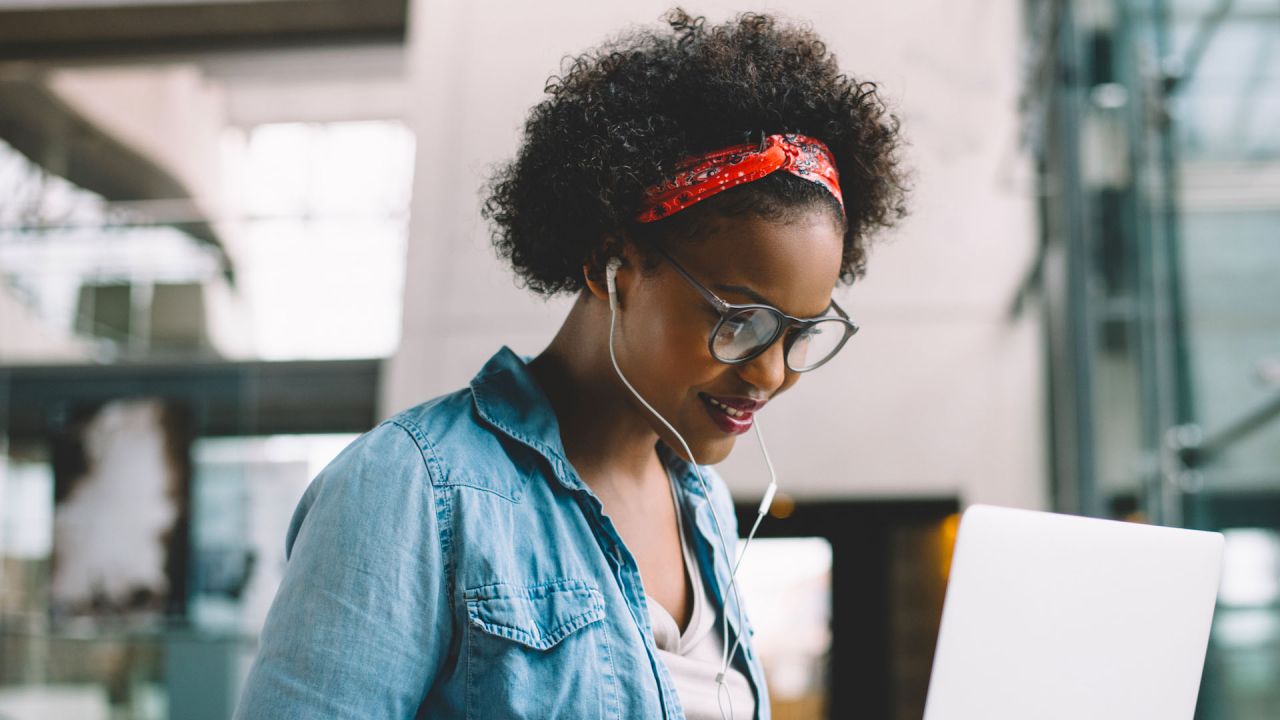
[672,210,844,317]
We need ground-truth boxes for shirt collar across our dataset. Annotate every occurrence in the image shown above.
[469,346,572,473]
[469,346,707,498]
[656,441,710,499]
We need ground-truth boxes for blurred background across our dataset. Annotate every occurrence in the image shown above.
[0,0,1275,718]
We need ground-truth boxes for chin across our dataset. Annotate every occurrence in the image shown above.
[664,433,737,466]
[700,437,738,465]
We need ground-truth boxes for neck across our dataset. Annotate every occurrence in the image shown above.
[528,291,666,492]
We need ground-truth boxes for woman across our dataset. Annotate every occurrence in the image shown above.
[235,9,904,720]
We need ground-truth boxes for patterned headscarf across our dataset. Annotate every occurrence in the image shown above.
[635,133,843,223]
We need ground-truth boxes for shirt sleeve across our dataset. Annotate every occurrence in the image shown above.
[234,420,450,719]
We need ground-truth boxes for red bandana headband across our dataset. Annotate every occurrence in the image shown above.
[635,133,844,223]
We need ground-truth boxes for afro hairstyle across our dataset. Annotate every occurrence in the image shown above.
[483,8,908,296]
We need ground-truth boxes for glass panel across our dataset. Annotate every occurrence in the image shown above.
[189,434,354,633]
[1180,209,1280,485]
[0,78,414,364]
[1140,2,1280,718]
[735,537,832,719]
[0,433,353,720]
[228,121,414,360]
[1199,528,1280,718]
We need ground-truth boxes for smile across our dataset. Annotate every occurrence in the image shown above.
[699,393,760,435]
[708,396,748,417]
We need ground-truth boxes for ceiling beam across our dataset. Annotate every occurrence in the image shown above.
[0,78,235,282]
[1,358,382,442]
[0,0,408,61]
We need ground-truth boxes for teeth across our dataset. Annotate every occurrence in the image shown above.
[708,397,746,418]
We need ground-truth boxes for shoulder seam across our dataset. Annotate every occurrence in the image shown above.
[386,418,449,486]
[382,419,456,603]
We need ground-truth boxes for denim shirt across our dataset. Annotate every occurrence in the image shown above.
[235,347,770,719]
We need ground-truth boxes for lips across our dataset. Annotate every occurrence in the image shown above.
[699,393,765,435]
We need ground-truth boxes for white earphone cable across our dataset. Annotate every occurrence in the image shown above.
[605,261,777,720]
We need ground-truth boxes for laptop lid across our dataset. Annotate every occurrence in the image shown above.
[922,505,1224,720]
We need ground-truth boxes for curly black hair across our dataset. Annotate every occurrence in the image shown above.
[483,9,908,296]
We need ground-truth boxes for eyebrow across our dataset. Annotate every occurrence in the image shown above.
[713,282,835,320]
[713,283,780,308]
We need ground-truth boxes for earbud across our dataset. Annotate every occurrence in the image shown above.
[605,257,622,311]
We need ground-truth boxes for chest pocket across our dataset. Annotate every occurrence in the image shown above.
[463,579,618,720]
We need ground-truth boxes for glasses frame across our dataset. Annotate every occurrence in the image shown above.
[654,246,860,373]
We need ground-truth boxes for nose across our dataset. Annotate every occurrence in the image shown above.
[736,334,790,395]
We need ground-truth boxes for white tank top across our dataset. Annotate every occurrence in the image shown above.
[646,476,757,720]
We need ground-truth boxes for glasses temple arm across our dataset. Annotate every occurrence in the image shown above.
[654,245,733,312]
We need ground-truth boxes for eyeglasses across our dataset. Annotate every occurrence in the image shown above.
[655,246,859,373]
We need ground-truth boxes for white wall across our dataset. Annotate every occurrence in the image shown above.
[48,65,228,221]
[37,64,258,360]
[386,0,1047,510]
[0,280,92,363]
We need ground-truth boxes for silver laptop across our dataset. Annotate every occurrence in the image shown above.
[923,504,1224,720]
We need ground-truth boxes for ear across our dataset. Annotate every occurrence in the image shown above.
[583,261,611,303]
[583,237,634,303]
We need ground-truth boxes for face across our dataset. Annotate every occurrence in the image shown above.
[612,208,845,464]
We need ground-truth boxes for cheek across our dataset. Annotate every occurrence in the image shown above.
[649,324,718,385]
[629,286,704,352]
[626,307,719,391]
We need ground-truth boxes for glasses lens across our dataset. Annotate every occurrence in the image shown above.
[786,319,850,371]
[712,308,782,362]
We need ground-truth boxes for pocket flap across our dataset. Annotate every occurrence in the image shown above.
[464,579,605,650]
